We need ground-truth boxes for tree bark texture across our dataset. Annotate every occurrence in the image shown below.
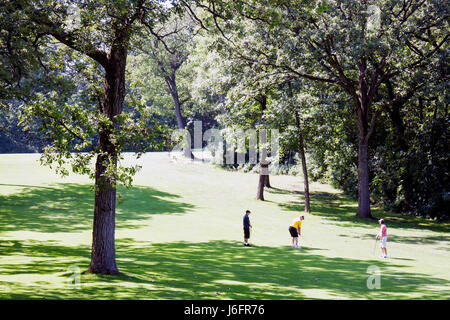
[166,75,193,159]
[355,59,374,219]
[256,163,269,200]
[88,44,128,275]
[295,112,310,213]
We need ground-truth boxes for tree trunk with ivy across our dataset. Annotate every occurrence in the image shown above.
[87,44,128,274]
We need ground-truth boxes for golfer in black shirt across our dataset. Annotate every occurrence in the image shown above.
[243,210,252,246]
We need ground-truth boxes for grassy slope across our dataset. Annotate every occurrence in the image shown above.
[0,152,449,299]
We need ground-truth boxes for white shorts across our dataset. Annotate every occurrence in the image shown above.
[380,236,387,248]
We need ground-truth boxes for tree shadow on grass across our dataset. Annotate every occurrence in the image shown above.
[0,240,448,299]
[0,183,195,233]
[269,188,450,233]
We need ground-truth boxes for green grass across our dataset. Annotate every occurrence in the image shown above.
[0,152,449,299]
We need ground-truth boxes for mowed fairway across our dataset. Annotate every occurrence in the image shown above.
[0,152,449,299]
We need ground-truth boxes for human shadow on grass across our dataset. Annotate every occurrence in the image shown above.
[1,240,448,299]
[0,183,195,233]
[269,188,450,233]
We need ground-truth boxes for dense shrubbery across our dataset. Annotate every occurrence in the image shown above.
[306,98,449,220]
[370,115,449,220]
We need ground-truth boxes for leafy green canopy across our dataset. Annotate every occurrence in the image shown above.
[0,0,181,186]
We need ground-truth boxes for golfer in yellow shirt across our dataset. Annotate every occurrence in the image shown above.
[289,216,304,248]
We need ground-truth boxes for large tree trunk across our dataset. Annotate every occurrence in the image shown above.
[355,96,372,218]
[295,112,310,213]
[264,174,271,188]
[87,47,127,275]
[166,75,192,159]
[256,128,269,200]
[354,59,376,219]
[299,136,310,213]
[259,94,271,188]
[256,163,268,200]
[356,139,372,218]
[88,154,119,274]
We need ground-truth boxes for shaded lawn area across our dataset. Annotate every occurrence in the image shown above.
[270,187,450,233]
[0,239,448,300]
[0,183,195,232]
